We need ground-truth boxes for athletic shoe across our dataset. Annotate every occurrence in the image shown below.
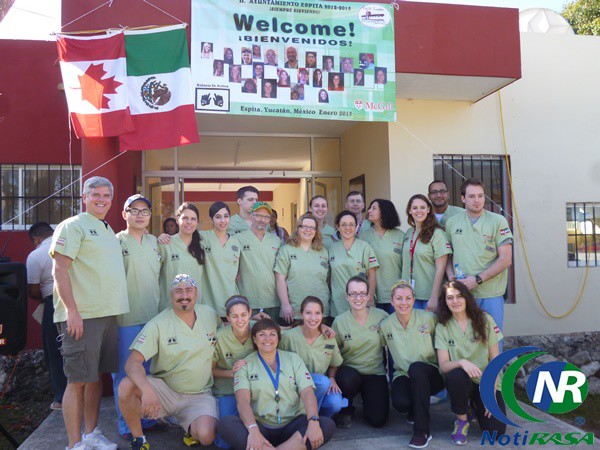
[183,433,200,447]
[82,427,117,450]
[408,433,432,448]
[335,414,352,429]
[130,437,150,450]
[66,442,86,450]
[450,419,469,445]
[50,401,62,410]
[406,413,415,425]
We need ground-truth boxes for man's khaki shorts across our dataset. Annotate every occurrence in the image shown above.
[147,376,218,432]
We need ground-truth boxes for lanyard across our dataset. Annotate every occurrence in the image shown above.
[409,229,420,279]
[257,351,281,424]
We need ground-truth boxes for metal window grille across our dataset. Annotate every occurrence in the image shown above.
[566,202,600,268]
[0,164,82,230]
[433,155,515,303]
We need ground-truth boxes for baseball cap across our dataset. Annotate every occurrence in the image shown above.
[124,194,152,210]
[251,201,273,215]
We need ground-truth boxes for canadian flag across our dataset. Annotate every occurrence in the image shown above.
[56,31,134,138]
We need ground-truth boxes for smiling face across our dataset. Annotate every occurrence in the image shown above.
[345,194,364,215]
[301,301,323,331]
[409,198,430,225]
[225,48,233,61]
[286,47,297,63]
[264,81,273,96]
[337,213,356,240]
[306,52,316,67]
[342,58,353,72]
[84,186,112,220]
[319,90,328,101]
[367,201,381,224]
[376,70,386,83]
[211,207,230,232]
[462,184,485,215]
[251,207,271,231]
[355,70,363,82]
[171,284,197,312]
[227,303,251,334]
[266,49,277,65]
[346,279,369,311]
[391,286,415,317]
[253,327,279,353]
[123,199,150,232]
[445,286,466,315]
[177,208,198,236]
[202,42,212,53]
[279,70,288,82]
[428,181,449,209]
[242,50,252,65]
[309,197,328,220]
[254,65,264,78]
[333,75,340,87]
[298,217,317,242]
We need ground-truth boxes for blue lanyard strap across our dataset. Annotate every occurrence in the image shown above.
[257,351,281,423]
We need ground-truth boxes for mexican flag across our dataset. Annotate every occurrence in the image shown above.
[120,25,199,151]
[56,31,134,138]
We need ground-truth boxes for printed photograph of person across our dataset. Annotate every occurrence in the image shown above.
[313,68,323,88]
[253,62,265,79]
[252,44,262,59]
[277,69,291,87]
[353,69,364,86]
[201,42,213,58]
[264,48,278,66]
[224,47,234,65]
[359,53,375,69]
[318,88,329,103]
[340,57,354,73]
[375,67,387,84]
[213,60,224,77]
[323,55,334,72]
[305,51,317,68]
[262,79,278,98]
[297,68,309,85]
[328,72,344,91]
[242,78,257,93]
[290,84,304,100]
[284,46,298,68]
[241,47,252,65]
[229,64,242,83]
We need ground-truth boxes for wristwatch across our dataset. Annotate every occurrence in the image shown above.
[475,275,483,285]
[309,415,319,422]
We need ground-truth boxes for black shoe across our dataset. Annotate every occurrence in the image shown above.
[130,437,150,450]
[408,433,432,449]
[335,414,352,429]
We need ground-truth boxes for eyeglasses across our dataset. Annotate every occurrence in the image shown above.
[126,208,151,216]
[347,292,368,299]
[299,225,316,231]
[253,214,271,221]
[428,189,448,196]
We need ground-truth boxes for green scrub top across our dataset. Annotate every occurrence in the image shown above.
[234,350,315,427]
[280,327,343,374]
[130,304,220,394]
[274,244,330,318]
[439,205,464,228]
[158,234,204,312]
[236,230,281,310]
[333,307,388,376]
[445,210,513,298]
[212,324,254,396]
[361,227,405,304]
[434,313,503,384]
[116,230,161,327]
[328,239,379,317]
[401,227,452,300]
[50,212,128,322]
[357,218,372,237]
[199,230,240,317]
[381,309,438,381]
[321,224,338,249]
[227,214,251,235]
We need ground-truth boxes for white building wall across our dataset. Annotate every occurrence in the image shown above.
[389,33,600,336]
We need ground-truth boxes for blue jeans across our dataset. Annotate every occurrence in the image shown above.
[112,325,155,436]
[413,300,428,310]
[42,297,67,404]
[312,373,348,417]
[215,395,238,448]
[476,296,505,352]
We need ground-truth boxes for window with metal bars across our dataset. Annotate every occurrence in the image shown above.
[433,154,515,303]
[566,202,600,268]
[0,164,82,230]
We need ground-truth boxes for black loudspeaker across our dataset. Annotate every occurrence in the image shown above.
[0,262,27,356]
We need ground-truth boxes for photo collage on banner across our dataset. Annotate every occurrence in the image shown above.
[191,0,396,122]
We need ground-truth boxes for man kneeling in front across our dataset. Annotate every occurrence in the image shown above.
[118,274,220,449]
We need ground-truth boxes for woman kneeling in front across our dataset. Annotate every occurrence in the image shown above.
[218,318,335,450]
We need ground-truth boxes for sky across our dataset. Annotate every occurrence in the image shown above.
[0,0,572,41]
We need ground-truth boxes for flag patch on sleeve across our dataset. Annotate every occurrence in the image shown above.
[369,256,377,263]
[56,237,66,247]
[494,326,500,334]
[500,228,511,236]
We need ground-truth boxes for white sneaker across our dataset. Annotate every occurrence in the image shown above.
[82,427,117,450]
[66,442,86,450]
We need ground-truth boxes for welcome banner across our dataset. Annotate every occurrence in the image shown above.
[191,0,396,122]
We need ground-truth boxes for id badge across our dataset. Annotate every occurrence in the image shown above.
[411,279,416,289]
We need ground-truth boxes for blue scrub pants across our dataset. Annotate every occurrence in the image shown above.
[112,325,155,436]
[311,373,348,417]
[413,300,428,310]
[215,394,238,448]
[476,296,504,352]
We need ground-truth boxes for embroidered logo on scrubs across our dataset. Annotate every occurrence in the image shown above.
[500,227,510,236]
[167,336,178,345]
[320,260,328,268]
[494,326,501,334]
[343,333,352,341]
[393,242,402,254]
[204,246,212,254]
[369,256,377,264]
[485,246,496,253]
[369,324,380,332]
[89,229,98,236]
[56,237,66,247]
[448,339,455,347]
[289,375,297,386]
[271,247,278,251]
[249,373,259,381]
[454,229,463,235]
[290,254,298,260]
[446,243,452,250]
[324,344,335,350]
[418,324,430,335]
[386,332,393,340]
[206,332,217,346]
[225,352,233,359]
[242,245,251,252]
[122,248,130,257]
[137,335,146,344]
[231,245,239,252]
[171,254,180,261]
[305,372,312,380]
[329,256,335,262]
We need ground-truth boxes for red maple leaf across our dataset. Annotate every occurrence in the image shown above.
[77,63,122,110]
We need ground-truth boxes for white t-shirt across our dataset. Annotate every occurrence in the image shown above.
[26,236,54,298]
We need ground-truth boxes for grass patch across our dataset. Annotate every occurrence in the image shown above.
[514,388,599,436]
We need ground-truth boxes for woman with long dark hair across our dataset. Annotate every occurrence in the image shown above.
[157,202,204,311]
[435,281,506,446]
[361,199,404,313]
[402,194,452,311]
